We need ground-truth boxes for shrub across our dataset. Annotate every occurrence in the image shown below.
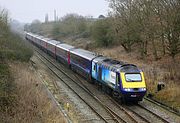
[0,32,33,62]
[91,19,114,47]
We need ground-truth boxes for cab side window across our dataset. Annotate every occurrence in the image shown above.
[93,65,96,71]
[116,74,120,86]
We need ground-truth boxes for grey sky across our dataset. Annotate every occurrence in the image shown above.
[0,0,109,23]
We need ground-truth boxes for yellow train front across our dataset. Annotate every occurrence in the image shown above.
[118,64,146,102]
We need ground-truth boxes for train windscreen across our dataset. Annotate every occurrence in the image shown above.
[125,73,142,82]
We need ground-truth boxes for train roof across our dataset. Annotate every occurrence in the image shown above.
[26,32,31,36]
[48,40,61,45]
[119,64,141,73]
[36,35,44,39]
[97,59,140,72]
[92,56,108,63]
[70,48,99,61]
[26,32,33,36]
[97,59,123,71]
[27,33,37,37]
[56,43,75,51]
[42,38,51,41]
[39,38,51,43]
[103,59,125,65]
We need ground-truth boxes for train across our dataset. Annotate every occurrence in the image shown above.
[25,32,146,103]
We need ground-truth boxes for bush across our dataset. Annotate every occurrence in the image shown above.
[60,14,87,35]
[0,32,33,62]
[91,19,114,47]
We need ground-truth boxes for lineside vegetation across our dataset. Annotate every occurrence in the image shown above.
[0,7,66,122]
[0,6,33,121]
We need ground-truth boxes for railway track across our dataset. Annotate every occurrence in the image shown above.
[124,105,171,123]
[34,50,121,123]
[144,97,180,116]
[33,46,179,123]
[35,47,156,123]
[34,48,151,123]
[71,70,172,123]
[73,74,150,123]
[73,74,143,123]
[137,104,170,123]
[73,73,175,123]
[139,98,180,123]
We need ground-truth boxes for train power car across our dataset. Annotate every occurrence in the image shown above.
[56,43,75,66]
[92,57,146,102]
[70,49,99,79]
[118,64,146,102]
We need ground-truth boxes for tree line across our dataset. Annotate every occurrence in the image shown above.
[25,0,180,60]
[108,0,180,60]
[25,14,89,38]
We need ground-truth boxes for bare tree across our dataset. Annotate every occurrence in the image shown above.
[108,0,180,60]
[109,0,140,52]
[161,0,180,59]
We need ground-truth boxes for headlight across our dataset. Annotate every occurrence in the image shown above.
[124,88,131,91]
[141,88,146,91]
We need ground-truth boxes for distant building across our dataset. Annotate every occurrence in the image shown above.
[98,15,106,19]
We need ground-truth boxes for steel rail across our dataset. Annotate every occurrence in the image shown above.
[35,50,119,123]
[137,104,170,123]
[144,97,180,116]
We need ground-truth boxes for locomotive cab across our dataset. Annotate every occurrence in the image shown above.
[118,64,146,102]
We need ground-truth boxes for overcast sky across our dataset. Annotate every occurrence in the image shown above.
[0,0,109,23]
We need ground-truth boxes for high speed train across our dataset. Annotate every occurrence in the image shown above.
[26,32,146,103]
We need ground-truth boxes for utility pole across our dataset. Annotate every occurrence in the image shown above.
[45,13,49,23]
[54,10,56,22]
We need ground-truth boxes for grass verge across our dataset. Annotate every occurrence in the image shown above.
[0,31,66,122]
[0,62,66,123]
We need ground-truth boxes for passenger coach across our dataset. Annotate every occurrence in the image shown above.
[56,43,75,66]
[46,40,61,58]
[70,49,100,79]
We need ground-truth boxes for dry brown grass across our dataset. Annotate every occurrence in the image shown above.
[1,62,66,123]
[155,84,180,108]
